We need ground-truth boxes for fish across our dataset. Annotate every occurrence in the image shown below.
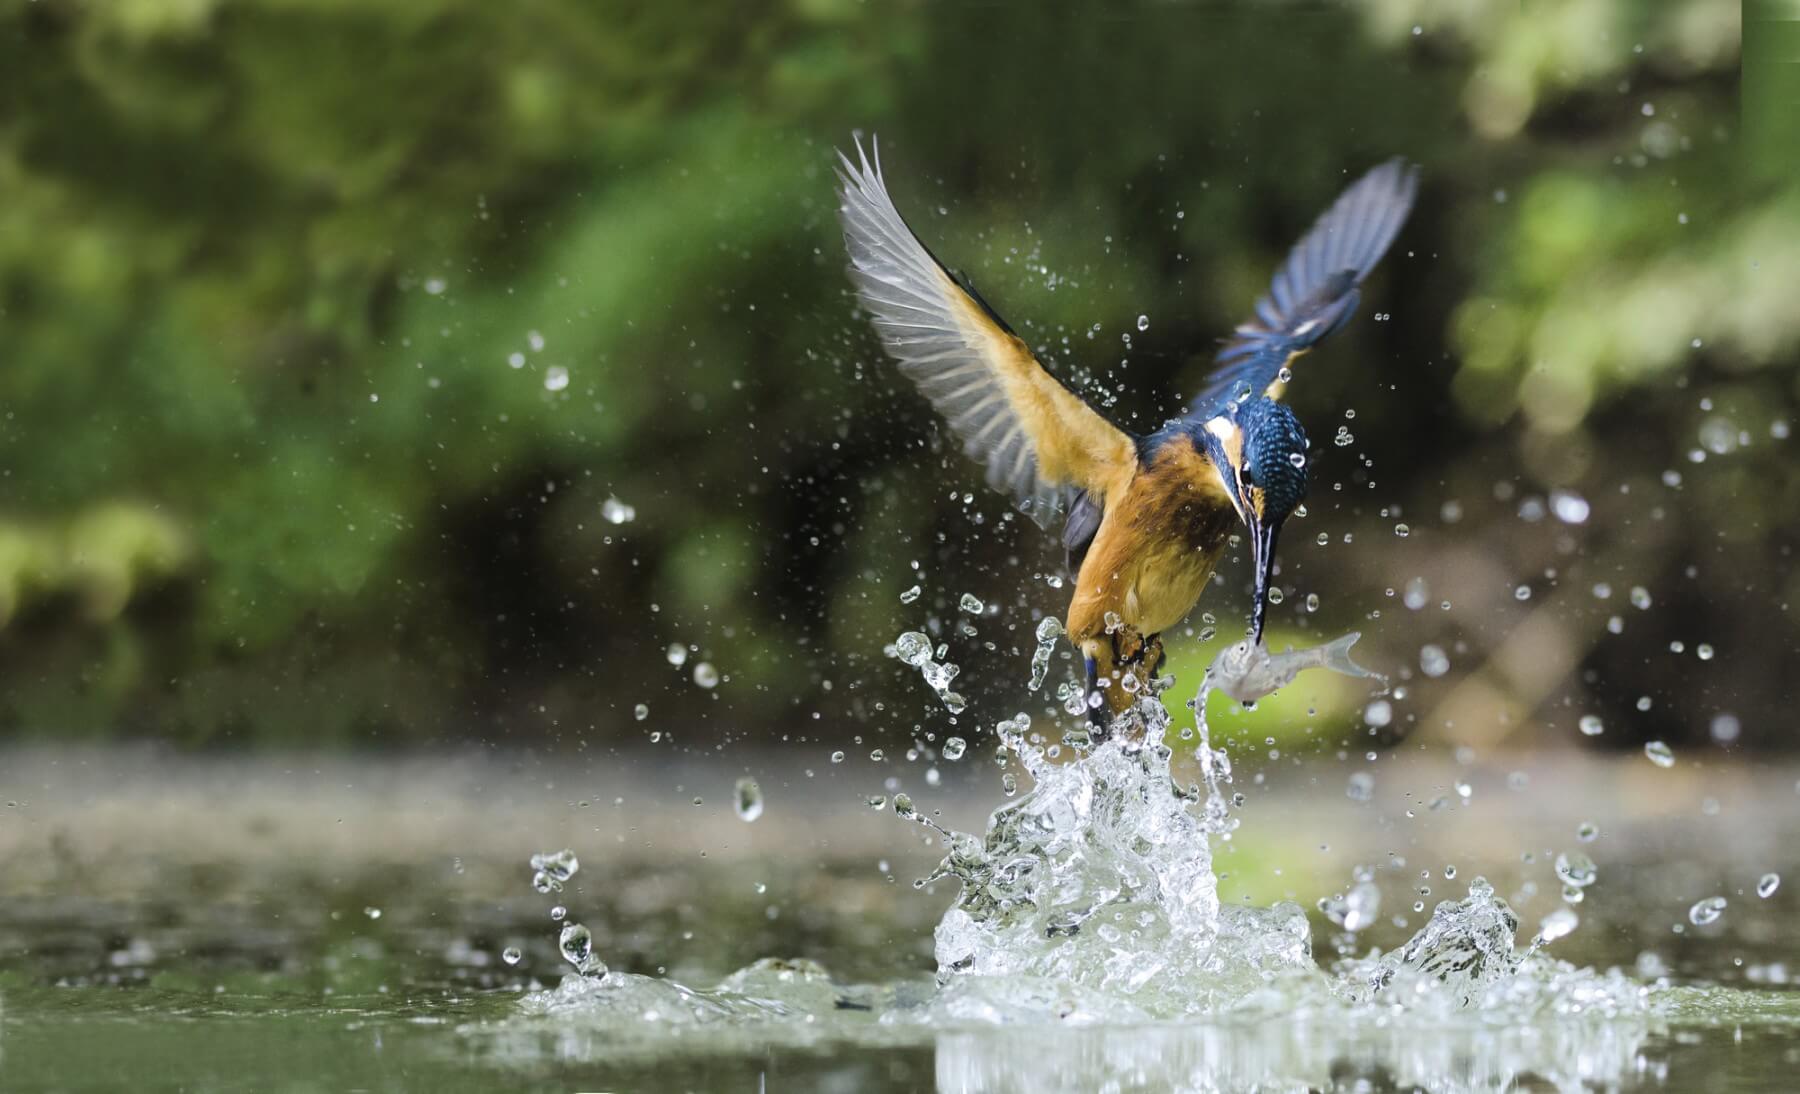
[1204,631,1380,704]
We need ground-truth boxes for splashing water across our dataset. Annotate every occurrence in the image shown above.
[891,629,967,713]
[1026,616,1063,692]
[502,620,1663,1086]
[733,776,764,822]
[530,849,579,894]
[919,712,1302,1017]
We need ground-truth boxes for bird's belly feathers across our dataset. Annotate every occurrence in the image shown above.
[1065,477,1234,644]
[1121,537,1224,635]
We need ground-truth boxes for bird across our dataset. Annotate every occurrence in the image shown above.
[836,138,1417,725]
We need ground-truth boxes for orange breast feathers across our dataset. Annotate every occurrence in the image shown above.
[1064,441,1237,650]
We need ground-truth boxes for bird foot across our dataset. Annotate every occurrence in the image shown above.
[1110,625,1166,675]
[1112,622,1146,664]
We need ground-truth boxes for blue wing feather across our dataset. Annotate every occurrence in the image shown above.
[1191,159,1418,416]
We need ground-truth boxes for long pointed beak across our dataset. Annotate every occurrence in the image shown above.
[1249,519,1281,645]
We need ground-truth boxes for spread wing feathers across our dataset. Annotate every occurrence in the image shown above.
[1191,158,1419,416]
[836,137,1137,528]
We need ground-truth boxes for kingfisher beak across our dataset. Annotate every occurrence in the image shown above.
[1249,517,1281,645]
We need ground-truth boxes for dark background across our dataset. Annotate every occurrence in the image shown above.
[2,0,1792,758]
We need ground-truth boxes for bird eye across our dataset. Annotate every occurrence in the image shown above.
[1240,466,1258,488]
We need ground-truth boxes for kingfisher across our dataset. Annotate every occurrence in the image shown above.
[837,139,1416,719]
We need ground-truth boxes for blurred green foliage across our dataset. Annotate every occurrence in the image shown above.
[1,0,1791,751]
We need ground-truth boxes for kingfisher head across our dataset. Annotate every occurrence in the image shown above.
[1200,397,1309,643]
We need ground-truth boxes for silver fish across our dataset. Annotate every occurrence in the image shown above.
[1205,631,1379,704]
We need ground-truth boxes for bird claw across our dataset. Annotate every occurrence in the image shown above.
[1141,635,1166,676]
[1110,625,1165,674]
[1112,623,1146,663]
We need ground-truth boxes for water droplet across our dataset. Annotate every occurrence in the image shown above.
[1758,873,1780,899]
[1304,593,1320,612]
[424,277,447,295]
[830,750,845,763]
[734,776,764,822]
[634,703,649,721]
[959,593,985,614]
[550,905,567,922]
[543,365,570,392]
[1315,532,1330,546]
[899,584,922,604]
[1699,416,1739,456]
[1346,771,1375,801]
[693,662,720,688]
[527,330,546,352]
[502,946,522,966]
[1555,851,1598,888]
[943,736,967,761]
[1514,585,1532,601]
[1577,821,1600,842]
[1630,586,1652,610]
[1343,882,1380,931]
[529,849,579,893]
[1644,740,1676,768]
[1394,523,1410,538]
[869,748,885,762]
[559,922,607,976]
[1419,644,1449,678]
[1549,490,1590,524]
[1688,896,1726,926]
[1000,772,1018,796]
[1539,906,1579,943]
[1579,714,1605,737]
[894,631,933,667]
[666,643,689,667]
[601,497,636,525]
[1696,643,1715,661]
[1364,700,1392,728]
[1028,616,1063,691]
[892,793,917,820]
[1710,713,1740,743]
[1402,577,1429,611]
[1266,587,1284,605]
[1136,314,1150,332]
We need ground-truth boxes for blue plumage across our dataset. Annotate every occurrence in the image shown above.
[1190,158,1419,418]
[840,140,1418,699]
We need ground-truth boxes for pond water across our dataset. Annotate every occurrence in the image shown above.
[3,737,1797,1092]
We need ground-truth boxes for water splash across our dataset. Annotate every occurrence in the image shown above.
[891,629,967,713]
[502,619,1661,1083]
[530,849,578,894]
[1026,616,1063,691]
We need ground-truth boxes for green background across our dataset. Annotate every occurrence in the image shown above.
[1,0,1792,756]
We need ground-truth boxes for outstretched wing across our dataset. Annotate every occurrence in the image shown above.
[837,138,1138,528]
[1191,158,1419,417]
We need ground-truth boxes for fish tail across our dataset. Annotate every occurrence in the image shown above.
[1319,632,1378,679]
